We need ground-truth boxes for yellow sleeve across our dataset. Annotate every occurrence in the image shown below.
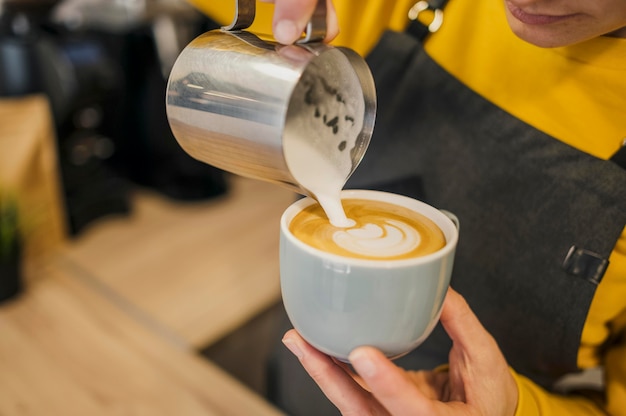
[512,370,603,415]
[586,232,626,416]
[605,313,626,415]
[512,331,626,416]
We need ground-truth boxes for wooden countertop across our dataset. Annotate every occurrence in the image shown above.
[1,93,296,414]
[0,260,283,415]
[0,176,295,415]
[60,176,296,349]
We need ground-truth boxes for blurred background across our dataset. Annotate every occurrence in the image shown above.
[1,0,230,235]
[0,1,295,414]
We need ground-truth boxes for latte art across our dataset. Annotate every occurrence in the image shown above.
[333,220,421,258]
[290,199,445,260]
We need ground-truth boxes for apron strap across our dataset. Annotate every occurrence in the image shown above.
[406,0,449,41]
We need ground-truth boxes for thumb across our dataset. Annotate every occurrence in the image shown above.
[439,291,518,414]
[349,347,435,415]
[264,0,339,44]
[269,0,316,44]
[440,287,498,357]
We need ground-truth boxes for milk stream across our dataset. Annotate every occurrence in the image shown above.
[285,135,428,257]
[285,136,355,227]
[283,55,365,228]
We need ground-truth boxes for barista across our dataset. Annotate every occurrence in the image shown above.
[190,1,626,415]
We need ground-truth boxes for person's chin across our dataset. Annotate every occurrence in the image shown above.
[503,4,595,47]
[504,12,572,47]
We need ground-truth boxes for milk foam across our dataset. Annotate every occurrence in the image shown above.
[283,52,365,228]
[332,220,421,258]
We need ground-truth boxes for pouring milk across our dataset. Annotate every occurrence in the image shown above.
[282,57,434,261]
[283,56,366,228]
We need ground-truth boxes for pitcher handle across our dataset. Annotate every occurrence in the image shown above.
[223,0,327,43]
[222,0,256,31]
[298,0,327,43]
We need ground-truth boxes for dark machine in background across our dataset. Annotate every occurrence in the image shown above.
[0,0,227,235]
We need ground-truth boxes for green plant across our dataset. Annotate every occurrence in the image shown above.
[0,192,20,262]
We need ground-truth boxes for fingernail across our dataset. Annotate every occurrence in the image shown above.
[274,19,299,44]
[282,337,304,359]
[349,348,377,378]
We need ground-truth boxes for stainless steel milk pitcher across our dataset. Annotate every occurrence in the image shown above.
[165,0,376,197]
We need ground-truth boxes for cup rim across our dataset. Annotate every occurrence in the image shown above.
[281,189,459,268]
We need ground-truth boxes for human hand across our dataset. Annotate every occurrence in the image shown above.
[282,287,519,415]
[260,0,339,44]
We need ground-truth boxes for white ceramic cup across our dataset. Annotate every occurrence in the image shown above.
[280,189,459,361]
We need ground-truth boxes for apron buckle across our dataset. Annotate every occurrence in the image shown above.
[562,245,609,285]
[408,1,444,33]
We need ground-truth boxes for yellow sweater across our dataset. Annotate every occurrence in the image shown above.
[189,1,626,414]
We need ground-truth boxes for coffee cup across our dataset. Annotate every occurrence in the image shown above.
[280,189,459,361]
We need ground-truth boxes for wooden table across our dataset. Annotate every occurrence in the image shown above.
[0,92,294,416]
[0,260,283,416]
[1,94,296,414]
[60,176,296,349]
[0,176,294,415]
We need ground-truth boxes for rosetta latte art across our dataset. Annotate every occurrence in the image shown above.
[290,199,445,260]
[332,220,421,258]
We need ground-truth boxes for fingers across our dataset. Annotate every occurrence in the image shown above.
[349,347,437,415]
[282,330,384,414]
[284,290,516,415]
[440,287,497,353]
[322,0,339,42]
[439,287,512,404]
[261,0,339,44]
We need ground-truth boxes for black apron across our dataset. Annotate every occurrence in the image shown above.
[268,27,626,416]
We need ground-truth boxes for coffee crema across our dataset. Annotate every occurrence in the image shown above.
[289,198,446,260]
